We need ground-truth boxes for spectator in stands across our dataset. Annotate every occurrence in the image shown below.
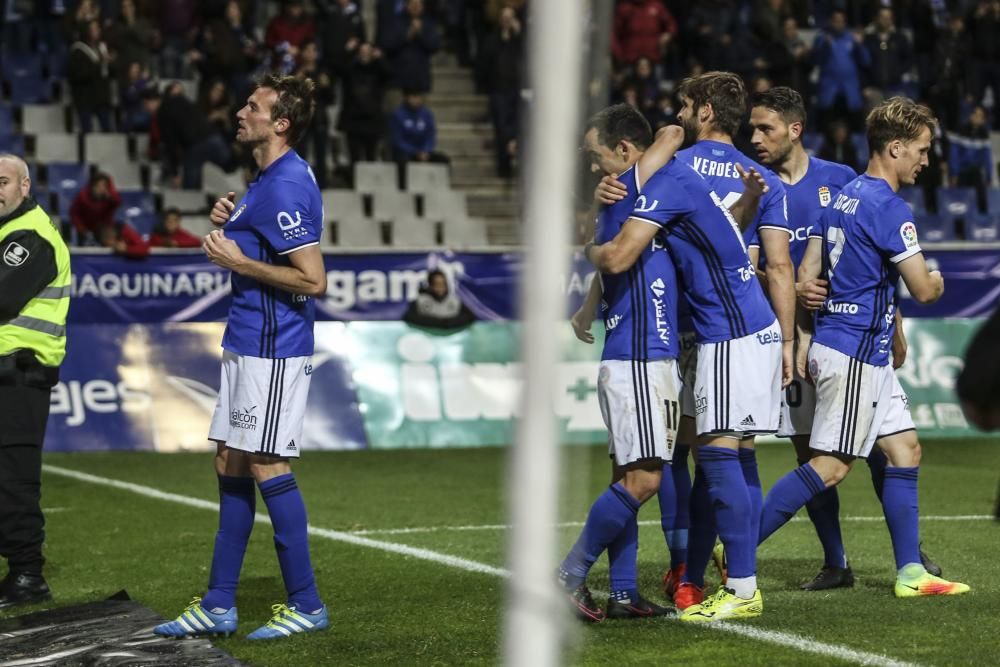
[389,91,449,182]
[479,5,524,179]
[69,172,121,245]
[67,0,101,40]
[265,0,316,58]
[817,119,860,172]
[67,19,114,133]
[813,10,870,131]
[149,207,202,248]
[927,15,970,131]
[155,83,233,189]
[644,91,675,131]
[948,105,994,211]
[295,39,335,188]
[96,220,149,259]
[339,42,391,165]
[383,0,442,93]
[403,269,475,329]
[771,17,811,93]
[192,0,259,100]
[157,0,197,78]
[862,8,913,99]
[105,0,156,79]
[685,0,739,71]
[120,61,153,132]
[611,0,677,67]
[316,0,367,78]
[968,0,1000,130]
[201,79,236,144]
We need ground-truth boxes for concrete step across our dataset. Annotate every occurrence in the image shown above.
[469,194,519,217]
[438,135,493,155]
[434,106,490,124]
[432,75,476,95]
[438,121,493,138]
[485,216,520,245]
[451,172,513,188]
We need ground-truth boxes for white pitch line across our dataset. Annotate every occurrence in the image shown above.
[349,515,994,536]
[42,464,920,667]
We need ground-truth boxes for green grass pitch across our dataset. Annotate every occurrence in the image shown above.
[5,438,999,666]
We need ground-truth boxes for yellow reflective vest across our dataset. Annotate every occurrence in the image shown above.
[0,203,71,367]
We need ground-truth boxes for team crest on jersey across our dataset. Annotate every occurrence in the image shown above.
[229,203,246,223]
[2,241,28,266]
[899,222,919,248]
[818,186,831,207]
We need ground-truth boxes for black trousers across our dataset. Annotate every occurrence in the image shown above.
[0,377,52,576]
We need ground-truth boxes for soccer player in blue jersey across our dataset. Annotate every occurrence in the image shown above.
[154,74,330,640]
[586,121,785,623]
[748,86,942,589]
[758,97,969,598]
[558,107,686,622]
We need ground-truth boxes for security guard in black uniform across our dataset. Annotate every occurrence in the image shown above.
[0,153,71,609]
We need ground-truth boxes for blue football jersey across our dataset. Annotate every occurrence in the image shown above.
[811,175,923,366]
[596,165,680,361]
[221,150,323,359]
[630,159,777,344]
[757,157,856,268]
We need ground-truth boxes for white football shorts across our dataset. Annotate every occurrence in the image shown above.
[598,358,682,467]
[209,350,312,458]
[777,366,817,438]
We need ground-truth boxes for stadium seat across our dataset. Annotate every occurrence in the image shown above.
[162,189,209,213]
[321,189,364,223]
[34,133,79,162]
[103,160,143,190]
[898,187,926,216]
[21,103,67,134]
[354,162,397,192]
[180,215,213,238]
[372,190,415,221]
[405,162,450,193]
[202,163,245,197]
[118,190,155,218]
[391,215,438,247]
[0,133,25,154]
[46,52,66,79]
[966,213,1000,242]
[442,215,488,247]
[45,162,88,204]
[986,188,1000,214]
[6,77,52,104]
[936,186,977,219]
[126,212,158,238]
[1,53,44,82]
[423,190,468,221]
[84,133,129,166]
[335,217,382,247]
[916,213,955,242]
[0,105,14,135]
[54,191,74,217]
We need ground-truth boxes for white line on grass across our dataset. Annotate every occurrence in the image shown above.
[42,464,920,667]
[348,515,994,536]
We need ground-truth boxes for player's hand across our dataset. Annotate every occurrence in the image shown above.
[929,269,945,295]
[796,278,828,310]
[735,164,768,199]
[595,174,627,206]
[892,326,907,370]
[210,192,236,227]
[796,335,813,385]
[781,340,794,388]
[570,307,595,344]
[203,229,246,270]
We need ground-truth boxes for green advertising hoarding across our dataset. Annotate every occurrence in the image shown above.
[339,318,987,449]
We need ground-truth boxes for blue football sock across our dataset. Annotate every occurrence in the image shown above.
[882,467,921,570]
[608,511,639,603]
[259,474,323,612]
[760,463,825,544]
[561,482,640,589]
[739,449,763,549]
[657,462,676,555]
[701,447,754,579]
[669,445,692,568]
[799,459,847,568]
[867,447,888,503]
[203,475,256,612]
[683,464,716,587]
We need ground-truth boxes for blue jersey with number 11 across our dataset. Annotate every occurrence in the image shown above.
[811,174,922,366]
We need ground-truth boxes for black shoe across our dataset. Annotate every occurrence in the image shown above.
[920,544,942,577]
[800,565,855,591]
[0,572,51,609]
[605,595,675,620]
[565,584,605,623]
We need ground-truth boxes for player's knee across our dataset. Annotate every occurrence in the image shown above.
[621,469,661,502]
[810,456,850,487]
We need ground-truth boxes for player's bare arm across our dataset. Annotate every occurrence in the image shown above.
[571,274,603,344]
[585,218,659,275]
[202,230,327,297]
[896,253,944,304]
[760,228,796,386]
